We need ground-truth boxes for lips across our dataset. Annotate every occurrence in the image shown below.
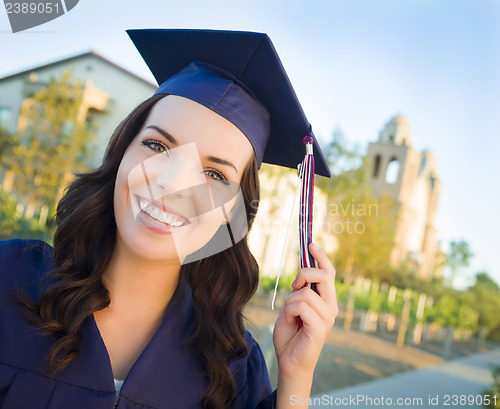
[136,195,190,228]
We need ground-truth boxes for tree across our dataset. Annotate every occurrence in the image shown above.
[333,191,397,281]
[466,271,500,339]
[3,70,96,222]
[0,189,46,240]
[0,126,19,159]
[317,128,397,281]
[316,127,366,197]
[445,240,474,287]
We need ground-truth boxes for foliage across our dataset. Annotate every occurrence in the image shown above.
[444,240,474,286]
[0,189,47,240]
[259,273,296,295]
[482,364,500,409]
[0,126,19,158]
[316,127,365,198]
[2,70,96,220]
[425,295,459,327]
[334,191,397,280]
[316,129,397,281]
[467,271,500,339]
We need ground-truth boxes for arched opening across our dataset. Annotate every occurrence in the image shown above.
[385,157,400,184]
[373,154,381,178]
[429,173,436,192]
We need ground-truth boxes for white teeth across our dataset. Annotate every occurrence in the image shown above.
[150,207,160,219]
[138,198,185,227]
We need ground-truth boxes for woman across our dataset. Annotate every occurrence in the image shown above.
[0,29,338,408]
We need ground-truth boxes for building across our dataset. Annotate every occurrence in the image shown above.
[0,51,157,167]
[365,115,441,279]
[0,51,157,220]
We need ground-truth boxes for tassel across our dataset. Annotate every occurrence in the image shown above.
[297,134,317,330]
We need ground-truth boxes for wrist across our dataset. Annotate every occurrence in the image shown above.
[276,371,313,409]
[277,358,315,384]
[277,367,314,386]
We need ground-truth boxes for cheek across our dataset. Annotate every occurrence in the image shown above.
[114,153,142,218]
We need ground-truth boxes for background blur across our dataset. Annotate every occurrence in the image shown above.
[1,0,499,405]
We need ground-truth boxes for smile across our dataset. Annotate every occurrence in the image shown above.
[137,196,190,228]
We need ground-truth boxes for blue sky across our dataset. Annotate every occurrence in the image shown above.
[1,0,499,287]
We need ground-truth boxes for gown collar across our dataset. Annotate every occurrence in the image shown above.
[53,279,197,400]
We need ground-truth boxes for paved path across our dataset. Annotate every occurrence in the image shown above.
[307,348,500,409]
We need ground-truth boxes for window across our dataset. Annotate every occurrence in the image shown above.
[418,156,426,177]
[373,154,381,178]
[0,106,12,130]
[430,175,436,192]
[385,157,400,184]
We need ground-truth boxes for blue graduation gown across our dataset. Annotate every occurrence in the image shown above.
[0,239,276,409]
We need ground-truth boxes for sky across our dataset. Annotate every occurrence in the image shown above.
[1,0,499,287]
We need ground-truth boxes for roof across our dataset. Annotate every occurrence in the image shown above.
[0,51,157,89]
[389,114,410,127]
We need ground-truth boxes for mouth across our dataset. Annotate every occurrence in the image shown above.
[136,195,191,228]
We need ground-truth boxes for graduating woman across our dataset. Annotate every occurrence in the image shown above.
[0,29,338,409]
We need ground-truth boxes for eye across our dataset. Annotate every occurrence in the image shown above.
[142,139,170,156]
[204,169,229,185]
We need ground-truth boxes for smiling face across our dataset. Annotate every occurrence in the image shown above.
[113,95,254,265]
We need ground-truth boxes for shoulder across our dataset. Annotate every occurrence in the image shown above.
[243,330,267,362]
[228,330,275,408]
[0,239,54,299]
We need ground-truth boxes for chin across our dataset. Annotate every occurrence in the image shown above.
[117,222,181,263]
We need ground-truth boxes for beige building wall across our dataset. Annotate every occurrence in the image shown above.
[248,165,335,278]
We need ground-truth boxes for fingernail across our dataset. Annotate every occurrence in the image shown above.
[292,279,296,287]
[310,242,318,250]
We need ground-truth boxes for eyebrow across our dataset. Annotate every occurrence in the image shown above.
[145,125,177,144]
[145,125,239,175]
[206,156,239,175]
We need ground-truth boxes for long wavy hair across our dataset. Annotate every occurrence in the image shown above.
[17,94,261,409]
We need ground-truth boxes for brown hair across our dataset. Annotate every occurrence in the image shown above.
[17,94,261,409]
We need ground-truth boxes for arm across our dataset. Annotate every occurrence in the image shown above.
[273,243,338,408]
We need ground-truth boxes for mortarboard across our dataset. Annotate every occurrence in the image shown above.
[126,28,331,178]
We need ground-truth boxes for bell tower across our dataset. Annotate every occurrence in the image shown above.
[366,115,441,279]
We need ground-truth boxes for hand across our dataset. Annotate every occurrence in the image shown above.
[273,242,338,380]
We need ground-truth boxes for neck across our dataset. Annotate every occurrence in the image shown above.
[101,239,181,317]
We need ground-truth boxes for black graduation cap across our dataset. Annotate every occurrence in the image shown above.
[127,29,331,178]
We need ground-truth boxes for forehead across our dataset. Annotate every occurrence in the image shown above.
[143,95,254,170]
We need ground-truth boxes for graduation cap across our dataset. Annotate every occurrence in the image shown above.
[127,28,331,178]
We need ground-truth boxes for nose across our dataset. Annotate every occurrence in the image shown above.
[150,143,206,198]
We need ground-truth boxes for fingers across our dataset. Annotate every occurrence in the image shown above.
[291,242,339,318]
[283,298,325,330]
[284,286,334,326]
[308,242,336,277]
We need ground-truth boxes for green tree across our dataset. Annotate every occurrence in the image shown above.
[333,191,397,281]
[0,126,19,160]
[317,128,397,281]
[0,189,46,240]
[316,127,366,197]
[445,240,474,287]
[3,70,96,222]
[467,271,500,340]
